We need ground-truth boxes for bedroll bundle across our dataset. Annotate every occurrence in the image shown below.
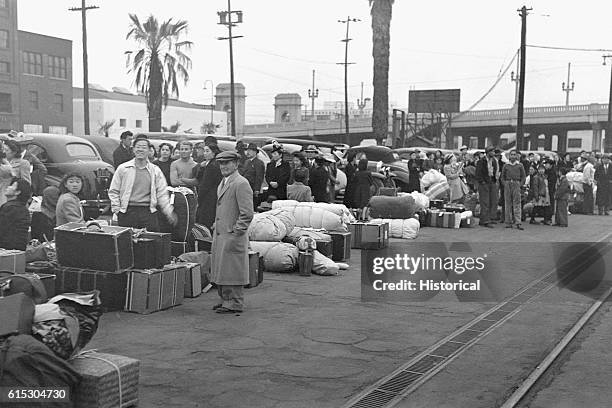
[271,201,355,231]
[370,218,420,239]
[249,241,298,272]
[368,195,417,219]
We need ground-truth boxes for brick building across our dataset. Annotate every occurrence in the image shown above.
[0,0,72,134]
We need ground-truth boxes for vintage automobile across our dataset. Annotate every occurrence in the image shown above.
[345,145,410,191]
[80,135,120,166]
[21,133,115,218]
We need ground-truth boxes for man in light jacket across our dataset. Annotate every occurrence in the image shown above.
[582,157,595,215]
[211,151,254,314]
[108,137,177,231]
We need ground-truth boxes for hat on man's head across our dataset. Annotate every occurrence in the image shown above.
[485,146,495,153]
[204,135,218,146]
[235,140,246,151]
[460,145,468,151]
[247,143,258,152]
[271,144,283,154]
[494,148,502,154]
[304,144,318,153]
[216,151,240,162]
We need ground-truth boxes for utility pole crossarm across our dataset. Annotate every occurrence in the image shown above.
[70,0,99,136]
[338,16,360,144]
[516,5,532,151]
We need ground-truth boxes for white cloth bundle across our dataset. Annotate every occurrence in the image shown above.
[249,241,298,272]
[248,213,287,242]
[421,169,447,190]
[312,250,339,276]
[370,218,420,239]
[566,171,584,194]
[271,201,355,231]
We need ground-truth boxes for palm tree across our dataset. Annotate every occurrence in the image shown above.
[125,14,193,132]
[369,0,394,145]
[97,120,115,137]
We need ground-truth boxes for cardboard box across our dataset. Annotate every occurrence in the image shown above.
[349,222,389,250]
[70,352,140,408]
[125,265,186,314]
[328,231,351,261]
[180,262,202,298]
[0,249,26,274]
[0,293,35,337]
[245,251,264,288]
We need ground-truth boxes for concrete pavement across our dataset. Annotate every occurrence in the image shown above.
[87,214,612,407]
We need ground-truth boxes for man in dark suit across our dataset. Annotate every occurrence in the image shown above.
[210,151,254,314]
[594,155,612,215]
[475,146,499,228]
[240,143,265,209]
[113,131,134,168]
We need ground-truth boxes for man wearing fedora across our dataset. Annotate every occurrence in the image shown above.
[265,144,291,200]
[475,146,499,228]
[211,151,254,314]
[241,143,265,209]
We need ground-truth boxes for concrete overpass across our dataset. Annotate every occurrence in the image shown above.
[242,103,611,151]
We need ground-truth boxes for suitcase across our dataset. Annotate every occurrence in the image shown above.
[178,262,201,298]
[0,249,26,274]
[178,251,211,290]
[133,238,156,269]
[159,187,197,242]
[52,265,128,312]
[245,251,264,288]
[55,222,133,272]
[443,203,466,213]
[327,231,351,261]
[0,293,35,337]
[429,199,445,209]
[125,265,186,314]
[349,222,389,250]
[133,231,171,269]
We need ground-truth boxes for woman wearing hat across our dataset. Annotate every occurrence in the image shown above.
[265,144,291,201]
[407,151,422,193]
[194,143,223,229]
[444,153,468,202]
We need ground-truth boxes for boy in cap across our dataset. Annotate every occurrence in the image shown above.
[501,150,526,229]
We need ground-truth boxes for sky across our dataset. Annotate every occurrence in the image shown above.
[16,0,612,124]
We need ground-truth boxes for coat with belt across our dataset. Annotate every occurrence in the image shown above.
[210,171,254,286]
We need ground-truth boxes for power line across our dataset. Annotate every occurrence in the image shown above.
[246,47,337,65]
[528,44,612,52]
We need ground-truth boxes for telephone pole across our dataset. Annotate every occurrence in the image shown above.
[603,55,612,152]
[217,0,243,138]
[338,17,359,143]
[69,0,98,136]
[516,5,531,151]
[561,62,575,107]
[308,70,319,120]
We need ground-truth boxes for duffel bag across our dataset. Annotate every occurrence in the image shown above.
[368,195,417,219]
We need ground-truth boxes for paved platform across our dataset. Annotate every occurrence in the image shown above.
[87,214,612,407]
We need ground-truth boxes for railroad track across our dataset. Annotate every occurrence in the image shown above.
[342,235,612,408]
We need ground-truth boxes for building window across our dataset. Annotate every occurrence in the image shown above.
[29,90,39,109]
[0,0,7,8]
[49,126,67,135]
[23,51,43,75]
[0,61,9,74]
[48,56,67,79]
[567,138,582,149]
[0,93,11,112]
[135,120,142,128]
[23,124,43,133]
[469,137,479,149]
[0,30,8,49]
[119,118,127,127]
[53,94,64,112]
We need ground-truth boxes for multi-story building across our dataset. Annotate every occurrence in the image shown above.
[0,0,73,134]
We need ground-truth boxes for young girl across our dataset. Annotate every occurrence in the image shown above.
[56,173,85,225]
[527,165,550,224]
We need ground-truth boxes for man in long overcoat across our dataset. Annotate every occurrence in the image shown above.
[210,151,254,314]
[594,154,612,215]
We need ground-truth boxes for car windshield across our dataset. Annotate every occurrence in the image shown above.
[66,143,98,159]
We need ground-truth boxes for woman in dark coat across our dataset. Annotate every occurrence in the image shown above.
[351,159,375,208]
[153,143,175,186]
[309,157,330,203]
[0,178,32,251]
[195,144,223,228]
[265,145,291,200]
[343,152,359,208]
[407,152,422,193]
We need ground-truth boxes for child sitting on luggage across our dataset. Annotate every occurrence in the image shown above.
[56,173,85,226]
[554,168,571,227]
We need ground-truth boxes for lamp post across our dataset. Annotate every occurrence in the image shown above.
[203,80,214,129]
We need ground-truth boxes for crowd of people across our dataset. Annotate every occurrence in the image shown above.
[405,146,612,230]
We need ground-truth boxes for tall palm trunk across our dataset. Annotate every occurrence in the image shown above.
[371,0,393,145]
[148,57,163,132]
